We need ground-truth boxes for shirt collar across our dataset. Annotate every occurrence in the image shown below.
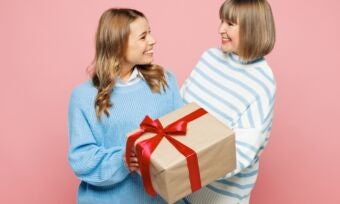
[228,52,264,65]
[115,67,143,87]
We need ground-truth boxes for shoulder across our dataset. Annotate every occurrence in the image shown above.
[255,60,276,98]
[200,47,222,58]
[194,48,227,69]
[69,80,97,106]
[164,68,178,84]
[164,68,176,81]
[162,69,180,93]
[234,58,276,101]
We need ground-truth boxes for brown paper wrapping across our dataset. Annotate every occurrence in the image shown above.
[127,102,236,203]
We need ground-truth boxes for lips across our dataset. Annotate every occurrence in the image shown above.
[221,37,231,44]
[144,48,154,54]
[144,50,154,54]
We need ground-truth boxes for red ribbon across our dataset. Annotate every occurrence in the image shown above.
[125,108,207,196]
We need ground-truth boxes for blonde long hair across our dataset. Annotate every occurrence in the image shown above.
[92,8,167,120]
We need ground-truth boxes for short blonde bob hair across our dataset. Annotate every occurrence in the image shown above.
[220,0,276,61]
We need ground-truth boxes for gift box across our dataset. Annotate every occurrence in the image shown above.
[126,102,236,203]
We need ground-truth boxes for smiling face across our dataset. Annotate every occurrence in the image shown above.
[219,19,240,54]
[218,0,276,61]
[123,17,156,68]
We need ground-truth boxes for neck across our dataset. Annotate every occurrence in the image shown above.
[119,63,135,83]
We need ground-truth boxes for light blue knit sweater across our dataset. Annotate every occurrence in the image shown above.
[68,72,184,204]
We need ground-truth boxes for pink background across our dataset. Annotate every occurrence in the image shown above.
[1,0,340,203]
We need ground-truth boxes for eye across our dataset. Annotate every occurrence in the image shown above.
[140,35,146,40]
[227,21,235,26]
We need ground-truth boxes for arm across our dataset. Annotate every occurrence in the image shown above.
[221,94,275,179]
[68,91,130,186]
[179,79,189,105]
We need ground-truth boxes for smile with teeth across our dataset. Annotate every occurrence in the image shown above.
[222,36,231,43]
[144,49,154,54]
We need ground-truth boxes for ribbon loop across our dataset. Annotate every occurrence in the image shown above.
[125,108,207,197]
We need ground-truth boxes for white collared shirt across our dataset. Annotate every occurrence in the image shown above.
[115,68,143,87]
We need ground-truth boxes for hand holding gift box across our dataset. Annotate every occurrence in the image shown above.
[125,103,236,203]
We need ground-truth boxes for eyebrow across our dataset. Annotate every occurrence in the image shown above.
[138,31,147,37]
[138,28,151,37]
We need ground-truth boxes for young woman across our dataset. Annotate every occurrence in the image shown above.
[181,0,276,203]
[68,8,184,204]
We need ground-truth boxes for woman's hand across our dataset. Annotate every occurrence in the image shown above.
[124,150,140,174]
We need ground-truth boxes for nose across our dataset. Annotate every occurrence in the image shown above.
[219,21,228,34]
[148,34,156,45]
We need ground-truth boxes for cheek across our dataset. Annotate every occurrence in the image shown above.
[129,45,143,57]
[130,46,151,63]
[231,33,239,46]
[235,31,240,44]
[125,49,140,64]
[234,37,240,46]
[133,44,145,55]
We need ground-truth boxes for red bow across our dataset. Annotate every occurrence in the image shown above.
[125,108,207,196]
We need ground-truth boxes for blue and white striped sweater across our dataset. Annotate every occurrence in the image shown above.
[180,48,276,203]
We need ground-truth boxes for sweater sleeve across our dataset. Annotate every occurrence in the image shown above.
[220,93,275,179]
[68,91,130,186]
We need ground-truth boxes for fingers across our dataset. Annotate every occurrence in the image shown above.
[124,151,140,172]
[129,156,139,167]
[128,157,139,173]
[129,156,138,163]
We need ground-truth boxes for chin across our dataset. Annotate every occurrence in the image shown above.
[142,58,153,65]
[220,46,230,53]
[139,61,153,65]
